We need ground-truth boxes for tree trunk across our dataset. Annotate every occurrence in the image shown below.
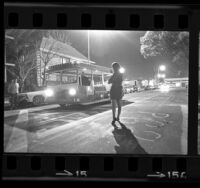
[20,81,25,93]
[42,68,46,86]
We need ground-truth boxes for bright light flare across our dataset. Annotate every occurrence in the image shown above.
[160,84,169,92]
[157,74,165,78]
[149,80,154,86]
[45,89,54,97]
[157,74,161,78]
[159,65,166,71]
[176,82,181,87]
[89,30,121,37]
[119,67,125,73]
[69,88,76,96]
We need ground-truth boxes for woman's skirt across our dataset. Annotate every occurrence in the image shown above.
[110,85,123,100]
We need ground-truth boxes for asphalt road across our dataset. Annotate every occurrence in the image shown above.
[4,87,188,154]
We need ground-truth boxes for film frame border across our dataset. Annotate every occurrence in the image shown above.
[3,3,200,181]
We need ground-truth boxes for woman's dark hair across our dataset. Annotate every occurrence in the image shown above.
[112,62,120,72]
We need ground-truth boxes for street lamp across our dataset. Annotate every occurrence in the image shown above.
[119,67,125,74]
[87,30,120,85]
[161,74,166,78]
[157,74,161,78]
[157,65,166,83]
[159,65,166,71]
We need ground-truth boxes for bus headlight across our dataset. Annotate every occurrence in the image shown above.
[45,89,54,97]
[69,88,76,96]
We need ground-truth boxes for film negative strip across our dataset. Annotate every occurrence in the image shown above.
[3,3,200,181]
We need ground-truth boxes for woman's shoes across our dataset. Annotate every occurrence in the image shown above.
[111,118,117,125]
[111,117,121,125]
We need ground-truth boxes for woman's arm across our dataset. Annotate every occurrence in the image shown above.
[108,75,113,84]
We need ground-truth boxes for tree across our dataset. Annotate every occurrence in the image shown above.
[37,38,57,86]
[140,31,189,77]
[5,30,72,91]
[46,30,71,45]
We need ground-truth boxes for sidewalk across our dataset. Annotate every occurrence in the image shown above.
[26,98,186,154]
[4,104,59,118]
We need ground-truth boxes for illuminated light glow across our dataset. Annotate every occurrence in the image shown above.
[160,84,169,92]
[160,74,166,78]
[45,89,54,97]
[100,94,104,98]
[87,86,92,92]
[149,80,154,86]
[119,67,125,73]
[69,88,76,96]
[159,65,166,71]
[176,82,181,87]
[83,68,87,71]
[157,74,161,78]
[89,30,118,37]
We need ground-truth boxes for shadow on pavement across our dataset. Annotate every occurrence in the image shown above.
[44,99,132,112]
[112,121,147,154]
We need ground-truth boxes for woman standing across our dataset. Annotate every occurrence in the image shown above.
[108,62,124,124]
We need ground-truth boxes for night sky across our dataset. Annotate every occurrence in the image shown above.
[68,30,175,80]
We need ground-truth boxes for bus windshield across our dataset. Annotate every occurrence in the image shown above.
[62,72,77,84]
[46,69,78,85]
[46,72,61,86]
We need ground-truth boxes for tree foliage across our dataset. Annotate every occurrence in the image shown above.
[140,31,189,76]
[140,31,189,59]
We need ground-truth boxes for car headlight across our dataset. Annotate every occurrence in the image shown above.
[160,85,169,92]
[69,88,76,96]
[45,89,54,97]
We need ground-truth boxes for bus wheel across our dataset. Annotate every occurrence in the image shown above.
[33,96,41,106]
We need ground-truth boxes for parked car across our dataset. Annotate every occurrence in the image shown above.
[144,85,151,90]
[17,90,47,106]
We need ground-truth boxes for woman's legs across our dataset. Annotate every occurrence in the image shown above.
[111,99,116,121]
[116,99,122,120]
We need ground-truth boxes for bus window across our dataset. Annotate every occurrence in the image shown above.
[81,74,91,86]
[93,75,102,85]
[46,72,61,85]
[62,73,77,84]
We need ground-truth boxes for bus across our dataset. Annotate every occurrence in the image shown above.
[44,62,113,107]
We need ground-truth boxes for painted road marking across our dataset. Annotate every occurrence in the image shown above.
[139,111,170,119]
[144,131,161,139]
[39,112,89,125]
[145,120,165,128]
